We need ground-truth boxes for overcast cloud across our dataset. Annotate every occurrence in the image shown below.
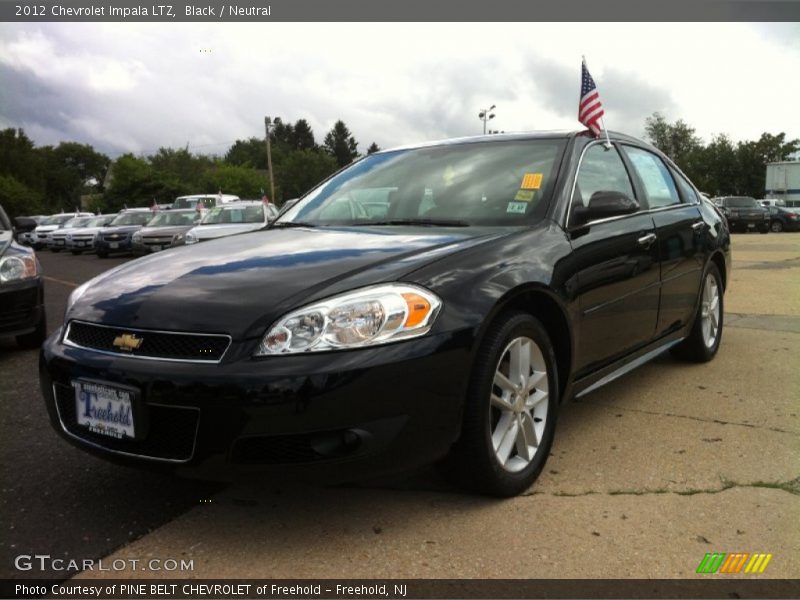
[0,22,798,156]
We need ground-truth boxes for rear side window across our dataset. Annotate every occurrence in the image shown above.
[623,146,681,209]
[671,169,698,204]
[573,144,636,208]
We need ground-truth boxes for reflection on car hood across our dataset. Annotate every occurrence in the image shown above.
[191,222,265,240]
[99,225,144,235]
[69,226,507,340]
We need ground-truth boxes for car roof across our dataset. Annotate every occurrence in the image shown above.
[380,129,653,153]
[215,201,265,208]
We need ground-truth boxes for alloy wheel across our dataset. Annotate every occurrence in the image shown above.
[700,273,721,348]
[490,336,549,472]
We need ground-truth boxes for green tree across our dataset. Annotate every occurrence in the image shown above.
[323,120,359,167]
[0,128,45,192]
[292,119,316,150]
[277,149,338,200]
[367,142,381,154]
[644,112,702,174]
[0,174,44,219]
[202,163,270,198]
[225,137,267,168]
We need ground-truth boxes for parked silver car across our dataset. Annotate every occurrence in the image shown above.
[47,216,95,252]
[184,201,276,245]
[32,212,93,250]
[131,209,201,254]
[65,215,118,254]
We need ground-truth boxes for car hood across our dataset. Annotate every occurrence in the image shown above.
[99,225,143,235]
[34,225,60,233]
[69,226,105,235]
[191,223,265,240]
[138,225,194,237]
[69,226,507,340]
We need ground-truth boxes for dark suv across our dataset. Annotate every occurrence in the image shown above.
[716,196,770,233]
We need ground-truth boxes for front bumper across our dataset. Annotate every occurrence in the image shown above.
[66,238,96,251]
[96,237,132,254]
[39,328,471,481]
[0,277,44,336]
[47,238,68,250]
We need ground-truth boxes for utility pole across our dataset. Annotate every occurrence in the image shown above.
[264,116,275,203]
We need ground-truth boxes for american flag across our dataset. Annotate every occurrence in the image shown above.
[579,59,604,137]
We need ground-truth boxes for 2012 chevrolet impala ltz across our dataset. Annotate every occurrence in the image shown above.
[40,131,730,496]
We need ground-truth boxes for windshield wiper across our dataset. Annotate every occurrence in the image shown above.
[354,218,469,227]
[270,221,317,229]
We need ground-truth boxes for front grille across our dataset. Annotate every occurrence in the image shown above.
[0,307,32,327]
[143,237,172,245]
[0,287,38,327]
[53,383,198,462]
[103,234,126,241]
[65,321,231,362]
[72,235,94,240]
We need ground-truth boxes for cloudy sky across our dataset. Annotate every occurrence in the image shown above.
[1,22,798,157]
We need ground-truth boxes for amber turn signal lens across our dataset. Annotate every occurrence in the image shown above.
[402,293,432,328]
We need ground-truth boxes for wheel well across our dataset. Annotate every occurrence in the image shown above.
[710,251,727,291]
[503,291,572,400]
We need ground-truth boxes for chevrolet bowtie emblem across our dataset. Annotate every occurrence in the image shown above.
[113,333,143,351]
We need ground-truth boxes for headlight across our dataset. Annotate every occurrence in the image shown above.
[0,253,38,283]
[185,231,198,245]
[255,284,442,356]
[173,232,185,243]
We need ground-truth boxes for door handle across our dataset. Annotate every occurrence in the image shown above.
[692,220,707,232]
[637,233,657,248]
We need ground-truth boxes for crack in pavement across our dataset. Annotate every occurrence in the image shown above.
[521,476,800,498]
[592,403,798,435]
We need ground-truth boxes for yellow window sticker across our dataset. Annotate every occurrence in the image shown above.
[514,189,535,202]
[506,201,528,214]
[521,173,543,190]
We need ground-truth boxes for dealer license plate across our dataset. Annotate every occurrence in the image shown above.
[151,245,162,252]
[748,223,756,229]
[76,242,85,247]
[73,380,135,439]
[109,242,119,249]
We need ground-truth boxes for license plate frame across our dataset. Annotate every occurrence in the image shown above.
[109,242,119,249]
[72,379,141,440]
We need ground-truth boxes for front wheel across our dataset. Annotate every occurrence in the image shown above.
[770,220,783,233]
[759,224,770,234]
[671,263,724,363]
[16,314,47,349]
[439,311,559,497]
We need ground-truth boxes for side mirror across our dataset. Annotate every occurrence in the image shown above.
[13,217,38,241]
[572,191,639,226]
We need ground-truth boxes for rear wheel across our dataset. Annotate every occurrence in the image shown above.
[770,220,783,233]
[671,263,723,363]
[440,311,559,497]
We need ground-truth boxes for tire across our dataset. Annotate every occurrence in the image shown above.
[71,250,81,255]
[51,248,61,253]
[97,251,108,259]
[670,263,724,363]
[759,224,770,234]
[770,220,783,233]
[16,314,47,349]
[439,311,560,497]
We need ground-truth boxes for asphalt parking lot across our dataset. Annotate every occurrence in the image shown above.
[2,234,798,581]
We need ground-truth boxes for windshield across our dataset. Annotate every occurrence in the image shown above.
[173,196,215,209]
[63,217,92,228]
[109,212,152,226]
[278,139,566,227]
[86,216,110,227]
[726,197,758,208]
[201,205,265,225]
[43,214,74,226]
[146,210,198,227]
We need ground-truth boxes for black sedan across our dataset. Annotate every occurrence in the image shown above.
[768,206,800,232]
[39,131,730,496]
[0,205,46,348]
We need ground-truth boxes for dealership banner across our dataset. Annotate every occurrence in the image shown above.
[2,0,800,21]
[4,579,800,599]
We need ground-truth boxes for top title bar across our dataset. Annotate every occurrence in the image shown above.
[2,0,800,22]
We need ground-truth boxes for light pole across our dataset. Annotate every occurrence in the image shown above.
[478,105,496,134]
[264,116,275,203]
